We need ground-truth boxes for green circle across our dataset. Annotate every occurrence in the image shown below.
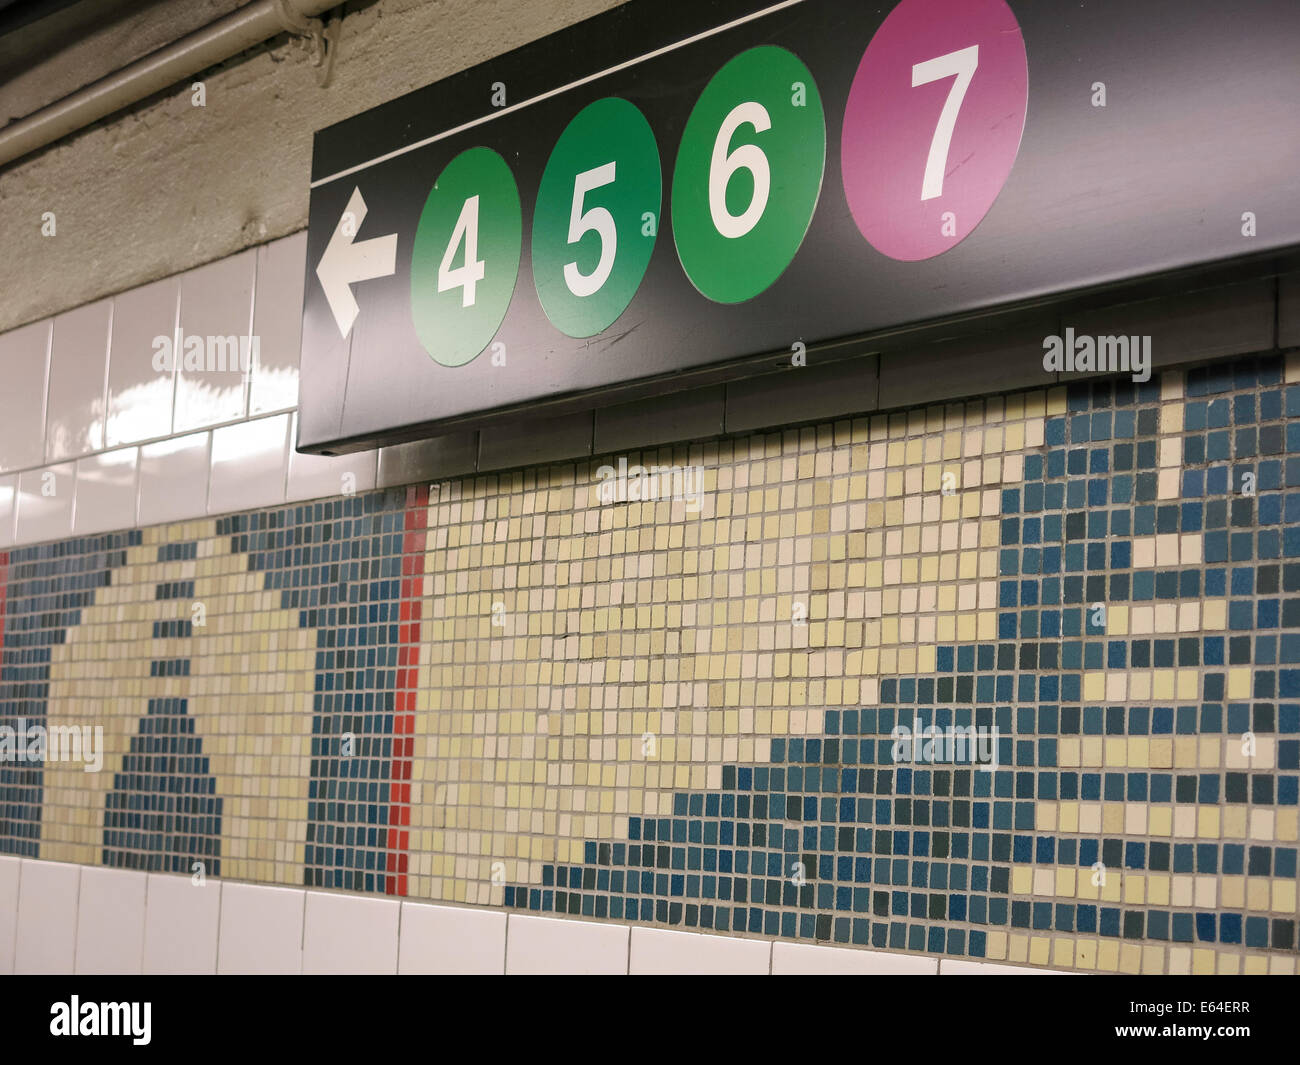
[532,98,662,338]
[672,46,825,304]
[411,147,522,367]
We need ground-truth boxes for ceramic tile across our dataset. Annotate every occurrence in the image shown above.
[0,319,51,472]
[0,353,1295,978]
[73,447,139,536]
[207,413,289,514]
[74,866,147,974]
[940,959,1072,975]
[506,914,629,975]
[14,462,74,544]
[250,232,307,415]
[137,430,211,526]
[0,473,16,548]
[773,941,939,974]
[14,859,80,974]
[216,882,305,975]
[106,276,179,447]
[0,856,19,974]
[397,902,506,974]
[301,890,400,974]
[629,927,771,974]
[174,249,255,432]
[45,300,110,462]
[142,873,221,975]
[285,412,377,503]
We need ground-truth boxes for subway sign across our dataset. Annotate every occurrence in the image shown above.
[298,0,1300,453]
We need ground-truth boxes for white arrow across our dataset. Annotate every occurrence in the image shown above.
[316,186,398,339]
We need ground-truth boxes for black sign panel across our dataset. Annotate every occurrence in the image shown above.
[300,0,1300,453]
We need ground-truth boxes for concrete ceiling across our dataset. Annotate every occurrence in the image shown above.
[0,0,247,125]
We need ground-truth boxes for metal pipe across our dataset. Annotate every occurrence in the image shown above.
[0,0,341,169]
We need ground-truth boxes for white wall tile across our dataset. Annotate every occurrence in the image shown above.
[15,463,74,545]
[46,300,110,462]
[73,448,139,536]
[940,959,1073,975]
[0,474,17,548]
[142,873,221,975]
[216,882,304,974]
[250,232,306,415]
[505,913,629,975]
[301,890,400,974]
[286,412,376,503]
[14,859,80,974]
[207,414,290,515]
[397,901,506,975]
[106,276,179,447]
[174,250,255,432]
[0,856,20,975]
[630,927,771,974]
[74,866,147,975]
[773,941,939,975]
[137,431,211,527]
[0,319,51,472]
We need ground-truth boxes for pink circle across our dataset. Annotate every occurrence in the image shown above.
[841,0,1027,262]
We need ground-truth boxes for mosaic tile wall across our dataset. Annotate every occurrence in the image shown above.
[2,353,1299,975]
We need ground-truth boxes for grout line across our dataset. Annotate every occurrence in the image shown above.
[310,0,807,189]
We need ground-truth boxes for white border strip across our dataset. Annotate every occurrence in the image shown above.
[310,0,808,189]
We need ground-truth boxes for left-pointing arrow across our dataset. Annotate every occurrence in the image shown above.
[316,186,398,339]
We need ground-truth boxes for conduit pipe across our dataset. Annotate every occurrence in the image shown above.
[0,0,342,169]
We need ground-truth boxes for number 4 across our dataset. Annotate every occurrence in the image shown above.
[912,45,979,202]
[438,194,487,307]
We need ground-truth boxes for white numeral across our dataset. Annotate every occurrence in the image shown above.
[564,162,618,298]
[912,44,979,202]
[709,101,771,239]
[438,195,486,307]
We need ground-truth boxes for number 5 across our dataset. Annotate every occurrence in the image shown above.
[565,162,617,298]
[912,44,978,202]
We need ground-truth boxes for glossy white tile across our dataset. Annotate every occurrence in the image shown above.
[505,913,629,975]
[0,319,51,472]
[106,276,179,447]
[74,866,147,975]
[397,901,506,975]
[250,231,306,415]
[46,300,110,462]
[0,856,19,975]
[207,414,289,515]
[142,873,220,975]
[630,927,771,974]
[285,412,377,503]
[15,463,75,545]
[940,959,1073,975]
[73,448,139,536]
[14,859,80,974]
[216,882,304,974]
[174,250,255,432]
[0,474,17,548]
[301,890,400,974]
[773,941,939,975]
[137,431,211,526]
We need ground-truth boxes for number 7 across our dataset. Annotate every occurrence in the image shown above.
[912,44,979,202]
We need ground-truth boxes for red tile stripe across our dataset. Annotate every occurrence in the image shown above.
[386,486,427,896]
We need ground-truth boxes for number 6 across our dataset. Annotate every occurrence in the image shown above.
[709,101,771,239]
